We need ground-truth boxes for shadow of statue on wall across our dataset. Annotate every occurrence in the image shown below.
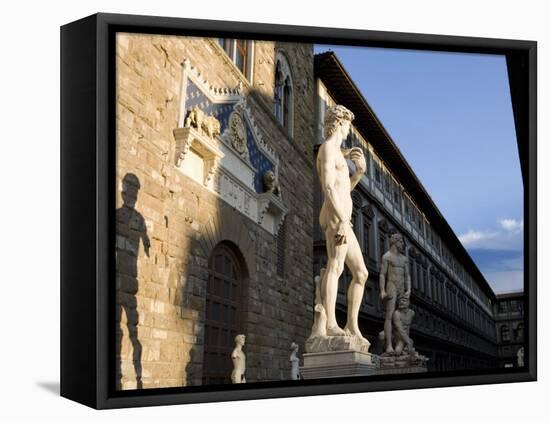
[116,173,150,390]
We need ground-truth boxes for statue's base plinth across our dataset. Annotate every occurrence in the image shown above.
[300,350,376,379]
[305,334,371,354]
[375,352,429,375]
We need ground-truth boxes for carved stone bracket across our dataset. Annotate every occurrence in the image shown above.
[204,157,221,186]
[257,192,288,234]
[362,204,375,219]
[173,126,224,186]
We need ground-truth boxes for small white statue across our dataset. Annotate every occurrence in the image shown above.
[517,346,524,367]
[231,334,246,383]
[289,342,301,380]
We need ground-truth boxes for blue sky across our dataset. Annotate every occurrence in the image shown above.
[314,44,524,294]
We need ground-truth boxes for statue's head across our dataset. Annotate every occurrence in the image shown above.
[235,334,246,346]
[390,232,404,252]
[398,293,410,310]
[324,105,354,139]
[121,173,140,208]
[290,342,298,352]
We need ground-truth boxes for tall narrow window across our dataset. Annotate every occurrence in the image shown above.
[375,166,382,184]
[514,322,524,340]
[274,64,284,123]
[276,220,286,277]
[500,325,511,342]
[273,52,294,136]
[235,39,248,75]
[216,38,253,81]
[362,206,376,266]
[283,78,292,132]
[410,258,417,289]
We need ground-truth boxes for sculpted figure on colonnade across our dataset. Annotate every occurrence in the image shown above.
[517,346,524,367]
[315,104,369,344]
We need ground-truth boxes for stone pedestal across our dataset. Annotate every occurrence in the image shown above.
[305,334,370,354]
[301,350,376,379]
[301,334,375,379]
[375,352,429,375]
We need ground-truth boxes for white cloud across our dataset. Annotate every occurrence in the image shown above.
[458,229,499,247]
[458,217,523,250]
[499,218,524,232]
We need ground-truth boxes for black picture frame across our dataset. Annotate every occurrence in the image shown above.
[60,12,537,409]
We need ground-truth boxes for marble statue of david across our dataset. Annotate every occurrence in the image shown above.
[316,105,369,342]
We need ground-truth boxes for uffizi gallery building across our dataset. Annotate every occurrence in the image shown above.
[114,33,524,389]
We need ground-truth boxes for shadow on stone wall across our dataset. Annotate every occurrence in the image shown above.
[116,173,150,390]
[185,345,200,386]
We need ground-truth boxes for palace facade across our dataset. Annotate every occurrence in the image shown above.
[115,34,316,389]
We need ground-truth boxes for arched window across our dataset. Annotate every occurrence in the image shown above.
[202,242,246,385]
[273,52,294,136]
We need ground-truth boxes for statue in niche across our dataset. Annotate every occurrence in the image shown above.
[263,170,282,198]
[517,346,524,367]
[313,104,369,346]
[184,106,220,138]
[231,334,246,383]
[379,232,411,354]
[289,342,301,380]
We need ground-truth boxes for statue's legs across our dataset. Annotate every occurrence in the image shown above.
[322,224,348,336]
[394,339,405,354]
[343,229,369,340]
[383,290,397,353]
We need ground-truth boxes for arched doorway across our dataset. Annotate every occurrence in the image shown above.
[202,242,247,385]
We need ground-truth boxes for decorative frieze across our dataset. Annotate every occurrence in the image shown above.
[173,57,287,236]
